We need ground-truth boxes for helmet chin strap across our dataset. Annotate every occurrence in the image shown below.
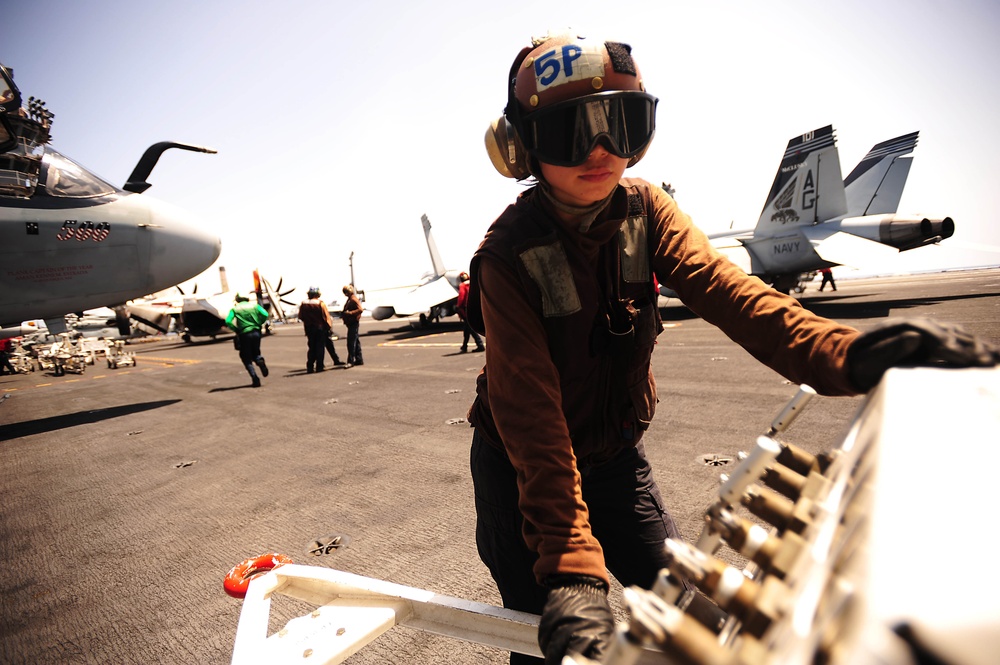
[538,181,616,233]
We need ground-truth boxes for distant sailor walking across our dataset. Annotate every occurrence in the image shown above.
[0,337,15,375]
[341,285,364,366]
[456,272,484,353]
[325,326,346,367]
[299,286,334,373]
[818,267,837,292]
[225,293,270,388]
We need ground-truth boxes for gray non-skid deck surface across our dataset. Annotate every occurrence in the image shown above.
[2,269,998,663]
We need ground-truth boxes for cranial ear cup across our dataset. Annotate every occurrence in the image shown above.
[485,115,532,180]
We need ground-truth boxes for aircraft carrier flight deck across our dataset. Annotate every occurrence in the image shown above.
[2,268,999,664]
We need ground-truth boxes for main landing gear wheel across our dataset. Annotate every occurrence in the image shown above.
[223,553,293,598]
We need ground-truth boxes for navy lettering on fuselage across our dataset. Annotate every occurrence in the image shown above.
[773,241,800,255]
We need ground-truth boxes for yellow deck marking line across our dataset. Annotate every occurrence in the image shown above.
[379,332,464,348]
[139,356,202,365]
[1,357,195,392]
[379,341,463,347]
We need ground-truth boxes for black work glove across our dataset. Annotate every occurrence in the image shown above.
[537,575,614,665]
[847,318,1000,392]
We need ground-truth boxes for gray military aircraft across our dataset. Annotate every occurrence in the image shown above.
[366,214,464,326]
[127,267,295,342]
[0,63,221,338]
[696,126,953,294]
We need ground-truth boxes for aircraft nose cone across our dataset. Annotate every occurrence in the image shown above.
[143,198,222,293]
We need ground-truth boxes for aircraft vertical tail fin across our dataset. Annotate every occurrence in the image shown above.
[422,214,447,278]
[756,125,847,233]
[844,131,918,216]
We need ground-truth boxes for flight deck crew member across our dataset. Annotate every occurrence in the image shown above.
[225,293,270,388]
[819,266,837,291]
[325,324,346,367]
[299,286,334,373]
[0,337,16,375]
[341,285,364,366]
[457,272,485,353]
[470,33,1000,665]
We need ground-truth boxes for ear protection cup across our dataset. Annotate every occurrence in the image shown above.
[485,45,535,180]
[485,115,532,180]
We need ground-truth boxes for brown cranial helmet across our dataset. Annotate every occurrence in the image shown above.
[513,33,646,110]
[486,32,658,179]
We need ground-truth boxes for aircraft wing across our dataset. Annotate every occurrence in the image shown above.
[376,277,459,319]
[127,301,179,333]
[186,296,229,320]
[709,236,756,275]
[800,227,898,269]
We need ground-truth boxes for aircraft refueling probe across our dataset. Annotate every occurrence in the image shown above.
[124,141,218,193]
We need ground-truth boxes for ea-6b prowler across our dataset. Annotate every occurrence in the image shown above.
[0,63,221,338]
[696,126,954,294]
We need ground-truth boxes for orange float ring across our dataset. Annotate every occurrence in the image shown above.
[224,552,293,599]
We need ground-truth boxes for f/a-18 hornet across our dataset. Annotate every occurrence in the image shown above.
[694,125,953,294]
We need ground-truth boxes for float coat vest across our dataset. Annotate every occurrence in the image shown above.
[467,181,663,468]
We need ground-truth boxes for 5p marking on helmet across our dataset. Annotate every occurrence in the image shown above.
[532,44,606,92]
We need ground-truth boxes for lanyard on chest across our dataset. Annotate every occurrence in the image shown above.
[592,233,639,357]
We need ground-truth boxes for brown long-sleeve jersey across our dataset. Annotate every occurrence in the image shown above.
[468,179,860,585]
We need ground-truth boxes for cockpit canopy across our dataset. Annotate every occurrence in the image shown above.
[1,146,119,200]
[38,148,118,198]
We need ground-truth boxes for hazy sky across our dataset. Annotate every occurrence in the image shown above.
[4,0,999,297]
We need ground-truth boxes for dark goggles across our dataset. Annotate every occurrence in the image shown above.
[520,91,658,167]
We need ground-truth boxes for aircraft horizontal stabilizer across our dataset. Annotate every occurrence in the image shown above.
[801,228,898,269]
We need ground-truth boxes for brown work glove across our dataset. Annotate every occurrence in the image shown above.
[537,575,614,665]
[847,318,1000,392]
